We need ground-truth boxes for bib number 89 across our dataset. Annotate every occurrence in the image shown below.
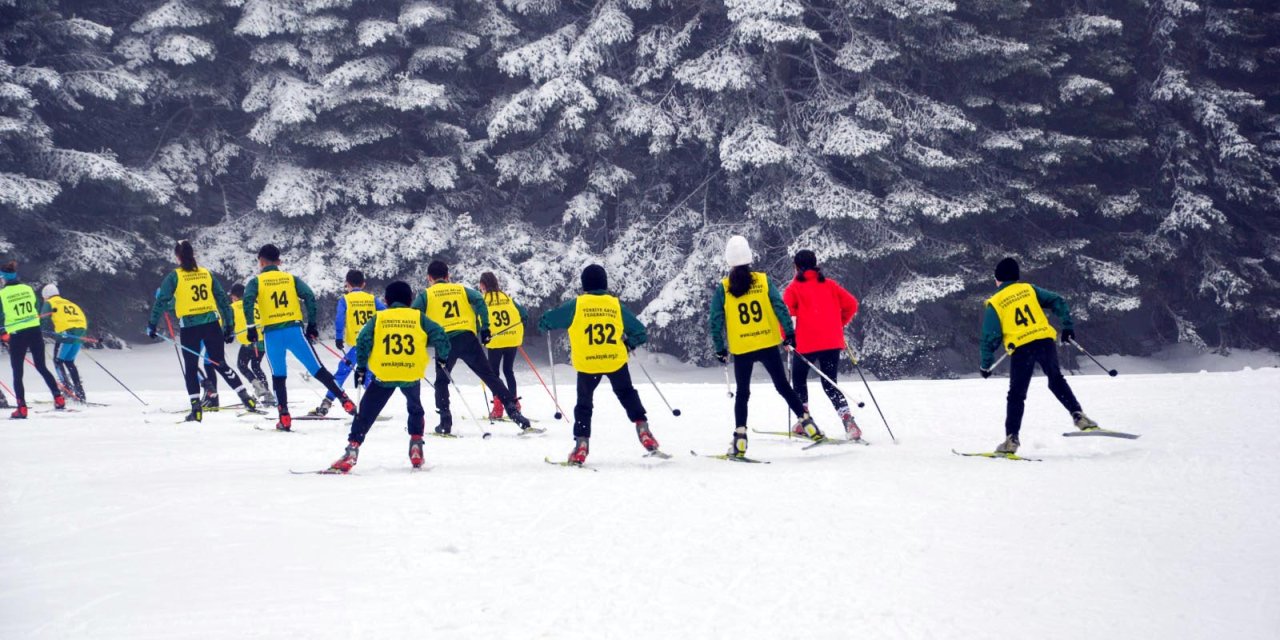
[737,301,764,324]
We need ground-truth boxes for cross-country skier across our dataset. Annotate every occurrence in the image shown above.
[148,241,258,422]
[243,244,357,431]
[308,269,383,416]
[0,261,64,418]
[40,283,88,402]
[538,264,661,465]
[980,257,1101,454]
[477,271,527,420]
[783,250,862,441]
[410,260,533,433]
[709,236,826,458]
[229,283,273,406]
[326,281,450,473]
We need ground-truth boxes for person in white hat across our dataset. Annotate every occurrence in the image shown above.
[40,283,89,401]
[708,235,827,459]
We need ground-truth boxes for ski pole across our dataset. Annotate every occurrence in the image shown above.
[440,365,491,439]
[981,353,1008,376]
[80,351,148,406]
[0,376,15,398]
[518,346,571,424]
[318,341,355,368]
[785,346,865,409]
[546,333,563,420]
[480,381,492,423]
[24,355,78,399]
[154,332,226,368]
[633,354,681,416]
[721,362,734,398]
[163,313,187,378]
[489,320,523,341]
[842,346,898,444]
[1067,339,1118,377]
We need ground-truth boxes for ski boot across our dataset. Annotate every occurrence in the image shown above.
[488,396,504,420]
[308,397,332,417]
[10,404,28,420]
[252,379,276,405]
[635,420,660,453]
[434,409,453,435]
[728,426,748,458]
[840,410,862,441]
[276,410,293,432]
[328,442,360,473]
[1072,411,1099,431]
[995,434,1020,454]
[0,394,9,409]
[182,399,202,423]
[408,436,425,469]
[54,395,66,411]
[567,437,589,466]
[236,388,258,412]
[339,395,357,416]
[506,404,537,433]
[791,415,826,442]
[202,392,220,411]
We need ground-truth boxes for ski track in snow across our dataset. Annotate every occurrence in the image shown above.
[1,347,1278,639]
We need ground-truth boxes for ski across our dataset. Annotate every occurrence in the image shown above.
[290,468,344,475]
[237,409,270,418]
[428,432,461,439]
[543,457,598,471]
[1063,428,1140,440]
[255,426,304,434]
[689,450,770,464]
[644,450,672,460]
[801,437,868,450]
[951,449,1042,462]
[518,426,547,436]
[750,428,805,439]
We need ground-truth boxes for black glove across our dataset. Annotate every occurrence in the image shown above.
[223,326,235,344]
[782,335,796,350]
[246,327,259,344]
[335,338,344,351]
[980,368,992,379]
[715,350,728,364]
[146,324,158,340]
[479,327,492,345]
[305,323,319,342]
[354,367,367,387]
[624,338,635,352]
[1061,329,1075,345]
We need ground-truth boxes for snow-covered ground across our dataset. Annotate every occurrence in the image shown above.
[2,345,1278,639]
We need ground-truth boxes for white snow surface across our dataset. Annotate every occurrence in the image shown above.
[2,346,1278,639]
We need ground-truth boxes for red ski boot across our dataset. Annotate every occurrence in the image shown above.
[276,411,293,432]
[54,395,66,411]
[567,437,589,466]
[10,405,28,420]
[328,442,360,473]
[635,420,660,453]
[408,436,425,469]
[488,396,504,420]
[340,396,357,416]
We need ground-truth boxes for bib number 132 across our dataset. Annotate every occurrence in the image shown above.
[583,323,617,346]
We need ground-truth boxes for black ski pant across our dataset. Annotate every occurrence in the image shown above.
[53,351,85,401]
[347,382,425,445]
[1006,338,1082,438]
[734,345,807,428]
[573,364,646,438]
[237,344,268,385]
[790,348,848,414]
[179,322,244,400]
[486,346,518,399]
[7,327,60,403]
[434,333,516,412]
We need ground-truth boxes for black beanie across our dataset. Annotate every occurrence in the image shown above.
[385,280,413,306]
[995,257,1020,282]
[581,264,608,291]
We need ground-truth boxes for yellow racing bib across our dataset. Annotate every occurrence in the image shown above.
[48,296,87,333]
[425,282,476,335]
[0,284,40,332]
[568,294,628,374]
[485,292,523,349]
[174,268,216,318]
[987,282,1057,353]
[368,307,430,382]
[722,273,783,355]
[256,270,304,325]
[343,290,377,345]
[233,300,262,345]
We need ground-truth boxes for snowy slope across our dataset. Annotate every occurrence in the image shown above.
[2,347,1278,639]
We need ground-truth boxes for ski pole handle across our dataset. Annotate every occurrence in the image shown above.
[982,353,1008,376]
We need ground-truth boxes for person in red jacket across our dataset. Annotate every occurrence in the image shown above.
[783,250,862,441]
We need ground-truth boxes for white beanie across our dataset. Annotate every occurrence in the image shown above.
[42,283,59,299]
[725,235,753,267]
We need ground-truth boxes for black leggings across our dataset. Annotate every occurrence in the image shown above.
[573,364,647,438]
[733,346,806,427]
[486,347,518,398]
[347,382,425,444]
[237,344,267,384]
[435,333,516,410]
[1006,338,1082,438]
[179,322,244,399]
[7,327,60,403]
[791,349,848,413]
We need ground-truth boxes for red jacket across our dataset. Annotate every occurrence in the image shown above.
[783,271,858,354]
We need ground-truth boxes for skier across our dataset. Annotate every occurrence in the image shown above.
[229,283,274,406]
[980,257,1101,454]
[783,250,862,441]
[537,264,661,465]
[243,243,356,431]
[477,271,527,420]
[709,236,826,458]
[0,261,65,418]
[147,241,258,422]
[326,281,450,473]
[308,269,384,416]
[40,283,88,402]
[410,260,533,433]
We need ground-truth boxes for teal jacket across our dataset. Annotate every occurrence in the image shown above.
[149,269,232,330]
[243,265,318,333]
[708,276,793,354]
[979,281,1073,368]
[537,290,648,347]
[355,302,451,388]
[410,282,490,338]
